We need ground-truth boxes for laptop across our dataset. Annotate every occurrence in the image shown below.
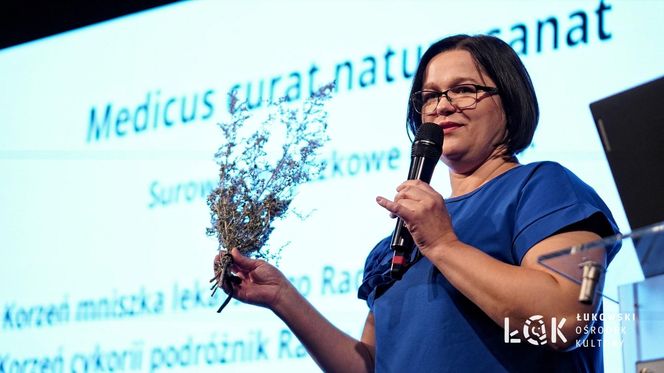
[590,75,664,277]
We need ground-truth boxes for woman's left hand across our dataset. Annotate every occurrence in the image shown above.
[376,179,458,255]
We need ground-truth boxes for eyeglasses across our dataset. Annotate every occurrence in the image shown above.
[411,84,499,114]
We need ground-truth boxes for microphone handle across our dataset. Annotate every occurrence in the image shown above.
[389,154,438,279]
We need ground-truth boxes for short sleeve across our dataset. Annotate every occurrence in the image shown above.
[512,162,620,263]
[357,236,395,309]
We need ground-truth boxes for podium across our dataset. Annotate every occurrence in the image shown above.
[538,222,664,373]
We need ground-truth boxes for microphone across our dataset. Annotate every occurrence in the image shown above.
[390,122,444,279]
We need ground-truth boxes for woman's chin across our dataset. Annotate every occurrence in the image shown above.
[442,152,489,175]
[441,149,464,166]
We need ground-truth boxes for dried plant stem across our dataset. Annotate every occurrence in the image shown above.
[214,252,234,313]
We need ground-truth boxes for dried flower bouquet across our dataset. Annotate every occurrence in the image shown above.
[208,84,333,312]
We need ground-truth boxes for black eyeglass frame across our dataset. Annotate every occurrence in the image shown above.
[410,84,499,114]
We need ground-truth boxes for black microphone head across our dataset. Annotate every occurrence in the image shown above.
[412,122,443,158]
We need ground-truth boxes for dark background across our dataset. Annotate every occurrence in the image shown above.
[0,1,179,51]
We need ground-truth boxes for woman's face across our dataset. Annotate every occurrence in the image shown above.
[421,49,507,173]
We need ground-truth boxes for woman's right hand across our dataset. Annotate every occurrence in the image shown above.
[214,248,292,309]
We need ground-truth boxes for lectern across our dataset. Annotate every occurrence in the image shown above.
[538,222,664,373]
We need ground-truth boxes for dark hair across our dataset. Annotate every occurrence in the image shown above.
[407,34,539,156]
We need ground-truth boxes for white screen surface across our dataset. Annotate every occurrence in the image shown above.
[1,1,662,372]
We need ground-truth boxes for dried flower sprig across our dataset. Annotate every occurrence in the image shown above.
[207,83,334,313]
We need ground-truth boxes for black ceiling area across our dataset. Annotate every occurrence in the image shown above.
[0,1,179,50]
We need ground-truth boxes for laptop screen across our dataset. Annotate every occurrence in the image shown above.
[590,76,664,231]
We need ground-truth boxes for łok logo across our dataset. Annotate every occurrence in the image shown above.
[504,315,567,345]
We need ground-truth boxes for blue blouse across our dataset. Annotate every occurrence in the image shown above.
[358,161,620,372]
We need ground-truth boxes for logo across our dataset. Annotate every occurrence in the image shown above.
[504,315,567,345]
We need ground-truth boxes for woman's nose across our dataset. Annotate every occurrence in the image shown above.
[435,95,457,115]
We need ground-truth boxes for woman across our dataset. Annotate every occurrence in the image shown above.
[218,34,619,372]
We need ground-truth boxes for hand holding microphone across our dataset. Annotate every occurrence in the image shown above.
[375,123,444,279]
